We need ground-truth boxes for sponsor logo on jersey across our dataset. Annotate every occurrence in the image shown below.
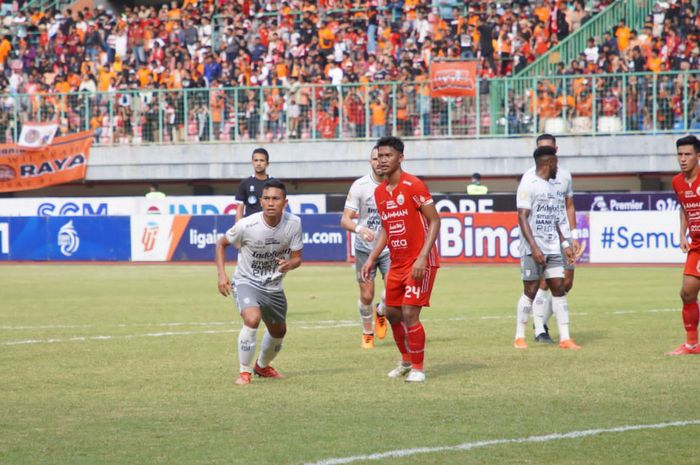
[381,209,408,220]
[387,220,406,236]
[686,190,698,198]
[390,238,408,248]
[57,220,80,256]
[386,200,398,210]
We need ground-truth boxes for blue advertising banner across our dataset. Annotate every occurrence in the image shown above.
[3,216,131,261]
[169,215,237,261]
[0,217,8,260]
[161,214,346,262]
[299,214,346,261]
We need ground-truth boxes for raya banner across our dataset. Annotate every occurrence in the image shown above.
[429,61,478,97]
[0,130,93,193]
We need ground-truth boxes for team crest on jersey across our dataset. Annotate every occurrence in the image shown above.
[396,193,405,205]
[696,186,700,197]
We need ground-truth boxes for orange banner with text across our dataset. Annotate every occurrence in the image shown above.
[0,131,93,193]
[429,61,478,97]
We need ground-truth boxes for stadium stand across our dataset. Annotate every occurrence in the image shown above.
[0,0,696,143]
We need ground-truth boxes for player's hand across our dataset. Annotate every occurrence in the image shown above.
[357,226,375,242]
[532,247,546,266]
[276,257,293,273]
[412,255,428,281]
[681,236,690,253]
[360,258,374,282]
[572,239,585,262]
[217,273,231,297]
[563,245,575,265]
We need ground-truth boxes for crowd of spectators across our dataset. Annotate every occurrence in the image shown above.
[0,0,696,143]
[0,0,611,96]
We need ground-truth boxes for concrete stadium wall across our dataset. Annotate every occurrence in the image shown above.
[87,134,681,183]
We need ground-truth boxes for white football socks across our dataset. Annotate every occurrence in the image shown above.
[515,294,533,339]
[532,288,547,336]
[358,300,373,334]
[238,325,257,373]
[543,289,554,326]
[257,331,284,368]
[552,295,571,341]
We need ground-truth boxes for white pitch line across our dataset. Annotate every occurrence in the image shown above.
[1,329,238,346]
[0,307,680,345]
[300,420,700,465]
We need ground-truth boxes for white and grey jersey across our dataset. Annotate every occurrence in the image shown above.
[525,165,573,231]
[225,211,303,292]
[344,173,389,256]
[517,171,569,256]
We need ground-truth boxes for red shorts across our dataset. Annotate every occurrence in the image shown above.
[684,250,700,277]
[385,263,438,308]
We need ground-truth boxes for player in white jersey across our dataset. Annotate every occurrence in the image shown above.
[514,145,580,350]
[215,179,303,385]
[529,134,583,343]
[340,146,390,348]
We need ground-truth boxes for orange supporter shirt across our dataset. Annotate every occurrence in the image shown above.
[97,69,115,92]
[616,26,631,51]
[648,56,663,73]
[0,38,11,64]
[370,102,386,126]
[534,5,549,23]
[319,27,335,49]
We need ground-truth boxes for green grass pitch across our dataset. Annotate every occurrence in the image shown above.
[1,263,699,465]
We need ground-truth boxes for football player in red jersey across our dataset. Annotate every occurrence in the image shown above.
[361,136,440,382]
[668,135,700,355]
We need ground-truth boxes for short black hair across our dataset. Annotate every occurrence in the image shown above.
[533,145,557,158]
[252,147,269,162]
[376,136,404,154]
[263,178,286,197]
[676,135,700,153]
[536,133,557,145]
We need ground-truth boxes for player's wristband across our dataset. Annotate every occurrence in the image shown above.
[571,229,580,240]
[561,240,571,249]
[355,225,362,234]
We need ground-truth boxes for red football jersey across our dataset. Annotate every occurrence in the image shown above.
[673,172,700,251]
[374,171,440,267]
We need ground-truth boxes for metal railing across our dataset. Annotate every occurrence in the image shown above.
[516,0,655,78]
[0,71,697,146]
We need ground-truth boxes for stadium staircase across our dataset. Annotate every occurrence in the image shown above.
[515,0,656,78]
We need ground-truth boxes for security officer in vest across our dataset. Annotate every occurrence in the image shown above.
[467,173,488,195]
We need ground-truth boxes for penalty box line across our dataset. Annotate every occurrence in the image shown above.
[300,419,700,465]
